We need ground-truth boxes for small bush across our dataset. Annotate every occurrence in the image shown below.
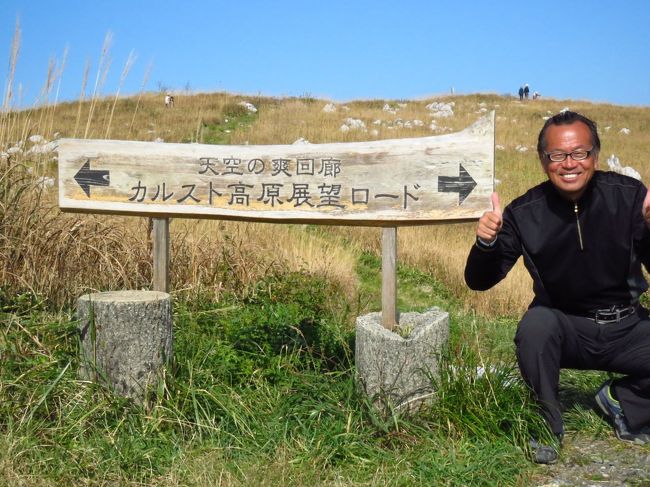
[173,270,353,387]
[222,102,250,118]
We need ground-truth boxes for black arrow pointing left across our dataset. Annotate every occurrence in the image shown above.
[438,164,477,205]
[74,159,110,197]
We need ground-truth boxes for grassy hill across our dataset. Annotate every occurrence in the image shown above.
[3,90,650,314]
[1,90,650,485]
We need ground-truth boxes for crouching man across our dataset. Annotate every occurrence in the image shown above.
[464,111,650,464]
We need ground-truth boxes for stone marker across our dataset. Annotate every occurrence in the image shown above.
[77,290,172,402]
[355,307,449,414]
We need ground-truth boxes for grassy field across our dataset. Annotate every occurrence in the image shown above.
[2,40,650,484]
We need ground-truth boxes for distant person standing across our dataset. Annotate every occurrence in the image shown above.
[518,86,524,101]
[524,84,530,100]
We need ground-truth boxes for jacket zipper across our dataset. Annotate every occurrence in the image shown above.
[574,202,584,251]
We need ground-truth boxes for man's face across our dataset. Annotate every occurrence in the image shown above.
[540,121,598,201]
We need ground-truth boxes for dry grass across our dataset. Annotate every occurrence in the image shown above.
[2,39,650,315]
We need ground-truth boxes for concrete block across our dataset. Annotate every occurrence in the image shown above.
[355,307,449,414]
[77,290,173,402]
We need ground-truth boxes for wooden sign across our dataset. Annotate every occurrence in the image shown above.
[58,112,494,225]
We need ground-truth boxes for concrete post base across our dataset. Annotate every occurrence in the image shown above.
[77,290,173,403]
[355,307,449,414]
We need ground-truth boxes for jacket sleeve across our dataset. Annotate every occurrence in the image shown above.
[464,205,523,291]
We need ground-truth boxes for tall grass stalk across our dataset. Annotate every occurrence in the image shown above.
[128,60,152,136]
[0,18,21,148]
[33,57,56,137]
[105,49,135,138]
[73,59,90,138]
[83,31,113,139]
[46,46,68,138]
[1,18,20,113]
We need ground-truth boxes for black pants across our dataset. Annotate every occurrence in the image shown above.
[514,305,650,435]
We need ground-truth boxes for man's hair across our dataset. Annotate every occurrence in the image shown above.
[537,111,600,160]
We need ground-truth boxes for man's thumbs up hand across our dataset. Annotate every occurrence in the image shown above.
[476,192,503,244]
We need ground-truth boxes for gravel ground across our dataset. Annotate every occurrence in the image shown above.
[532,434,650,486]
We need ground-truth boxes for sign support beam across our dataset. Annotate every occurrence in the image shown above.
[152,218,170,293]
[382,226,398,330]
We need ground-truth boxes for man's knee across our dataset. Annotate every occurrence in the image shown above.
[515,306,563,349]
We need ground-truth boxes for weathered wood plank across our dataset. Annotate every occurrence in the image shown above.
[57,112,494,226]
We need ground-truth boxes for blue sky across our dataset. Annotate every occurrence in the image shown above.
[3,0,650,107]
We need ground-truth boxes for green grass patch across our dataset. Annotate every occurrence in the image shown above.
[198,104,257,145]
[356,251,455,315]
[0,265,620,485]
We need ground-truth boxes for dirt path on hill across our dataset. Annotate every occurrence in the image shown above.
[532,435,650,486]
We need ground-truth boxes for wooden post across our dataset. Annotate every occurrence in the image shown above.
[381,226,398,330]
[152,218,170,292]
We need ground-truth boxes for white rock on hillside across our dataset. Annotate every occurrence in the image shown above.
[426,101,454,118]
[37,176,55,189]
[322,103,337,113]
[238,101,258,113]
[607,154,641,180]
[620,127,631,135]
[29,135,46,144]
[341,118,366,131]
[27,141,58,154]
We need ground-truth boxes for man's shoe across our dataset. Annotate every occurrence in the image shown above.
[595,380,650,445]
[529,438,559,464]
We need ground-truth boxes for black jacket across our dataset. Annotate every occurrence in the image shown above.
[464,171,650,314]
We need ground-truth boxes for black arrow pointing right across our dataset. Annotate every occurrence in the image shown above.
[74,159,110,197]
[438,164,477,205]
